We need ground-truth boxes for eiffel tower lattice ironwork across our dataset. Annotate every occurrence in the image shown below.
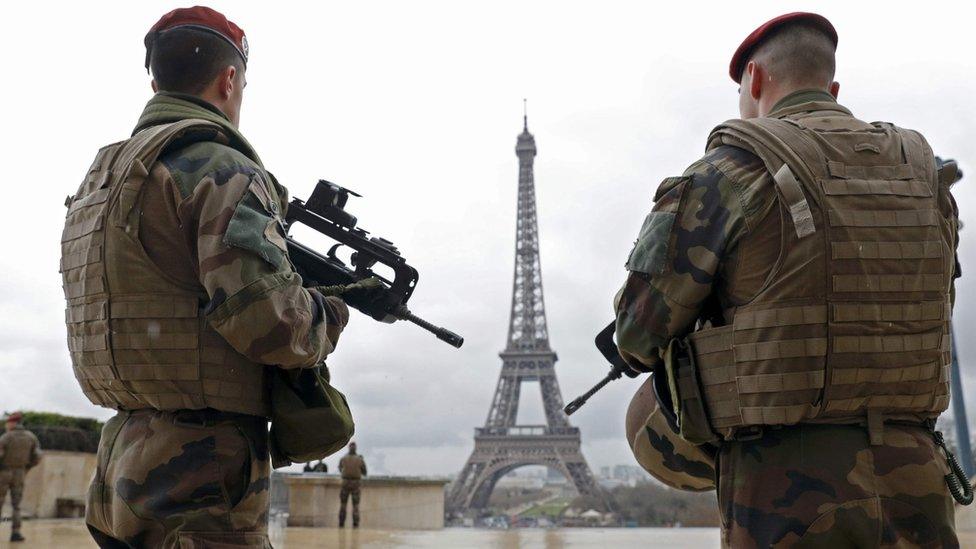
[447,107,603,513]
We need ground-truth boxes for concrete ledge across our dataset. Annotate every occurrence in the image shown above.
[284,474,449,530]
[1,450,97,519]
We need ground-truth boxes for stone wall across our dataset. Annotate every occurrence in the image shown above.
[2,450,96,519]
[285,474,449,530]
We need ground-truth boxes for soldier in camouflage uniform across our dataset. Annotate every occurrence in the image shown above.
[338,442,367,528]
[0,412,41,543]
[617,13,962,547]
[61,7,350,548]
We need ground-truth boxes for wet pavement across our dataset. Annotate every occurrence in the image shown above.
[2,519,975,548]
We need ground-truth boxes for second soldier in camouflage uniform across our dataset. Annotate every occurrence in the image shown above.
[61,7,349,548]
[617,13,962,548]
[0,412,41,543]
[338,441,367,528]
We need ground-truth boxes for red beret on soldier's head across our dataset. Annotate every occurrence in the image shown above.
[144,6,248,72]
[729,12,837,83]
[5,411,22,423]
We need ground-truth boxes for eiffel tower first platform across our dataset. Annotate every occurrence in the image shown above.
[447,108,604,514]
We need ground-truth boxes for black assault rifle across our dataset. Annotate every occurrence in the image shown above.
[563,321,636,415]
[284,180,464,348]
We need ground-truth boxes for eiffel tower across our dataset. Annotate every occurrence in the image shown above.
[447,106,603,514]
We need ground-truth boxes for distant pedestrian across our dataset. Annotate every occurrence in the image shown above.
[0,412,42,543]
[338,442,367,528]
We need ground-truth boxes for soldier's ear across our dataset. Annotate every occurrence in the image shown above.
[748,61,763,100]
[829,81,840,99]
[220,66,237,99]
[151,79,158,93]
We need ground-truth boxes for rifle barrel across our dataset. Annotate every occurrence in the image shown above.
[397,308,464,348]
[564,370,620,415]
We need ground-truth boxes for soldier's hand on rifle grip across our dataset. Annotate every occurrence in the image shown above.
[312,277,385,299]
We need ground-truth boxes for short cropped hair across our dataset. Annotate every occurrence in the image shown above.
[149,27,244,95]
[748,22,836,87]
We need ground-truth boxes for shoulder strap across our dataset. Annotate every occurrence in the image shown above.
[708,118,823,239]
[109,119,224,227]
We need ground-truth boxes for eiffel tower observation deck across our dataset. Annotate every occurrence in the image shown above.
[447,106,604,514]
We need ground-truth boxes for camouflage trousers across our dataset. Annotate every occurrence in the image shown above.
[86,409,272,548]
[0,468,26,534]
[717,423,957,548]
[339,479,361,527]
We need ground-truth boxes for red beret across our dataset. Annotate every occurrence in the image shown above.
[144,6,248,72]
[5,411,22,423]
[729,12,837,83]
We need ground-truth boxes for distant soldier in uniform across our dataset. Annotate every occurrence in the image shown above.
[0,412,41,543]
[338,442,367,528]
[61,6,350,547]
[615,12,963,547]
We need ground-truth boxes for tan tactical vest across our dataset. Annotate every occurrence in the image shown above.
[685,101,954,441]
[339,453,365,479]
[0,429,39,469]
[61,120,271,418]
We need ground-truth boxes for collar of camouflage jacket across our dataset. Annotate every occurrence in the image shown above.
[768,88,850,119]
[132,91,264,168]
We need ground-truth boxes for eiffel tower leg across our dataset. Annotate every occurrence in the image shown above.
[470,467,507,509]
[539,374,568,427]
[448,459,485,512]
[564,459,600,497]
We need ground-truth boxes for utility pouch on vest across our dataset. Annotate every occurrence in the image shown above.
[663,338,719,445]
[269,365,354,469]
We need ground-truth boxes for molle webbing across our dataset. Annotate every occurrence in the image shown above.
[689,108,951,439]
[62,120,271,418]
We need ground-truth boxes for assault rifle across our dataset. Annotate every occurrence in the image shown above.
[284,180,464,348]
[564,321,635,415]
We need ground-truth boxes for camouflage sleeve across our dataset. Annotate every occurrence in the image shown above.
[171,158,348,369]
[614,146,757,372]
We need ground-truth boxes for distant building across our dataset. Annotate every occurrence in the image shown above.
[595,464,652,488]
[612,464,649,485]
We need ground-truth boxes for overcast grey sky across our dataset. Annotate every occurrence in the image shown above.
[2,1,976,476]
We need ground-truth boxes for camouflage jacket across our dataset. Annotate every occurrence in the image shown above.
[135,92,348,368]
[0,426,41,469]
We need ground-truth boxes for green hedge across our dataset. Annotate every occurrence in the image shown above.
[18,411,103,433]
[13,411,102,454]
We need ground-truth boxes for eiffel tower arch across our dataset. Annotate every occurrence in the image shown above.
[447,108,604,514]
